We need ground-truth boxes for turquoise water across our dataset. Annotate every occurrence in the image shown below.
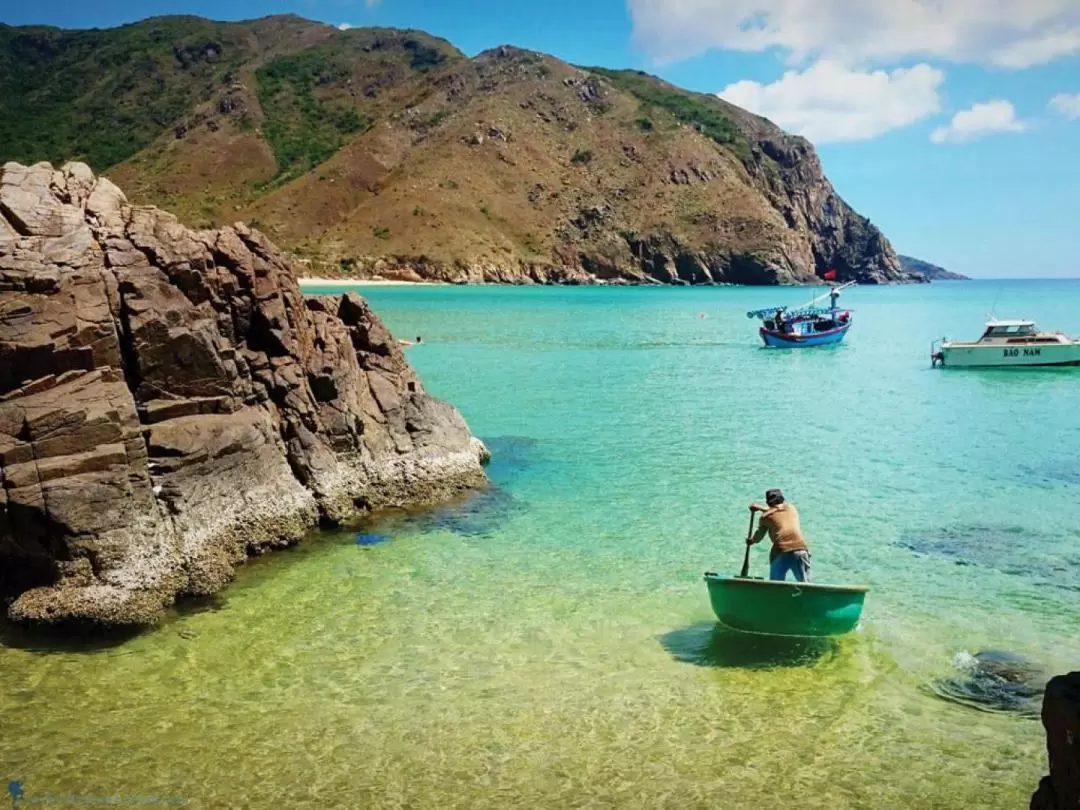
[3,280,1080,809]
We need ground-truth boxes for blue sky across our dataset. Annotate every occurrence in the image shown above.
[5,0,1079,278]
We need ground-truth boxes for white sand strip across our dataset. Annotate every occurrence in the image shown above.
[298,278,430,287]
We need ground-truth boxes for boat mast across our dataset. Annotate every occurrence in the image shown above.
[798,280,856,311]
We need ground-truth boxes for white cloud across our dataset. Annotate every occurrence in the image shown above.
[338,23,353,30]
[628,0,1080,68]
[930,100,1029,143]
[718,60,943,143]
[1050,92,1080,118]
[993,28,1080,68]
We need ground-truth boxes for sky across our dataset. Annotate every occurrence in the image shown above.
[4,0,1079,278]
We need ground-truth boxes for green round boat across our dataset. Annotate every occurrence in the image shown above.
[703,573,869,637]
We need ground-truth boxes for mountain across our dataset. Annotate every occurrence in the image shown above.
[898,255,969,280]
[0,15,919,286]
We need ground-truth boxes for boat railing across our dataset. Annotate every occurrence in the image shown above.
[747,305,849,320]
[746,280,856,320]
[747,306,787,320]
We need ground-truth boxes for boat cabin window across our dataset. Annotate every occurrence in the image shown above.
[982,324,1036,339]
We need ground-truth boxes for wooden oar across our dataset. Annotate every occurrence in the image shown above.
[739,511,756,577]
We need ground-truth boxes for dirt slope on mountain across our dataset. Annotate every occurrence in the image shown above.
[1,16,916,285]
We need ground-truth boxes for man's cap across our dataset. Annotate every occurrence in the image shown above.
[765,488,784,502]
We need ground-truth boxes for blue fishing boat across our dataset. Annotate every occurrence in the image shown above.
[747,281,855,348]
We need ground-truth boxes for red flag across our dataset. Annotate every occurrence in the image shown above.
[823,268,838,281]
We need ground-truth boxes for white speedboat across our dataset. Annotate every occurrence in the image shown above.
[931,319,1080,368]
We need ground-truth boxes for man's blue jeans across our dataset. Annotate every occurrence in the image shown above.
[770,550,811,582]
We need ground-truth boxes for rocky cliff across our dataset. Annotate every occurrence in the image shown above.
[0,160,488,626]
[1032,672,1080,810]
[292,56,909,286]
[1,17,918,286]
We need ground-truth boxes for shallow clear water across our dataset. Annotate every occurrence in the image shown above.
[3,280,1080,809]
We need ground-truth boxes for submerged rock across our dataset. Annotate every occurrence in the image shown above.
[1020,461,1080,488]
[897,523,1080,591]
[0,160,488,627]
[390,436,537,537]
[898,524,1028,567]
[928,650,1047,717]
[406,482,520,538]
[355,533,391,547]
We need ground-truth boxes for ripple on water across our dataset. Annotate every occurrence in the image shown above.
[926,650,1047,718]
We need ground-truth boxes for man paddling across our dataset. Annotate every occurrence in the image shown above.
[748,489,811,582]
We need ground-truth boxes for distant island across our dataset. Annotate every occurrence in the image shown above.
[898,255,969,281]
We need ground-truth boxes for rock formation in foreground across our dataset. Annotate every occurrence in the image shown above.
[1032,672,1080,809]
[0,161,488,626]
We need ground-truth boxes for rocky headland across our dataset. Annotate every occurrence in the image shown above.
[0,160,488,627]
[898,255,969,281]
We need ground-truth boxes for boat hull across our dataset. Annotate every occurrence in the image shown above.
[704,573,868,637]
[760,322,850,348]
[939,343,1080,368]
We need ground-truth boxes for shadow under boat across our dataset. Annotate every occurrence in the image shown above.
[659,621,839,670]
